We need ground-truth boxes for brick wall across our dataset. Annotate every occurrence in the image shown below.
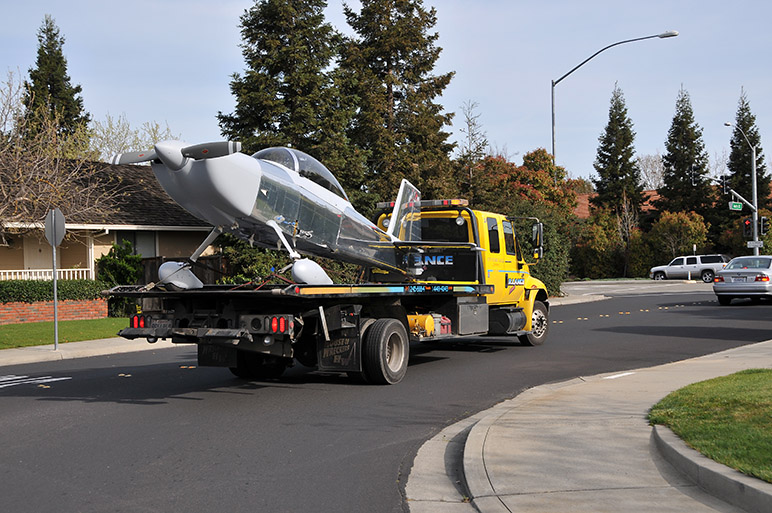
[0,298,108,325]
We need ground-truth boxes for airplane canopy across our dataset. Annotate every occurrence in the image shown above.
[253,147,348,201]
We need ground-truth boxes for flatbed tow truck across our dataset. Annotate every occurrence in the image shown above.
[110,199,549,385]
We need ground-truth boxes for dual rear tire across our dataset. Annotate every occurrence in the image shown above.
[356,318,410,385]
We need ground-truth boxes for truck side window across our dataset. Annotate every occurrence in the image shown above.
[686,257,697,265]
[486,218,500,253]
[502,220,517,256]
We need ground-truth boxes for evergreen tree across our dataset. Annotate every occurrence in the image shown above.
[726,89,769,210]
[656,87,714,219]
[218,0,369,211]
[341,0,456,202]
[591,84,643,215]
[23,15,90,137]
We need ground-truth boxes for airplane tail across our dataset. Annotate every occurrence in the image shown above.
[386,179,421,242]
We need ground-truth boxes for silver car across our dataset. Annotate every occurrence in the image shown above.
[713,255,772,305]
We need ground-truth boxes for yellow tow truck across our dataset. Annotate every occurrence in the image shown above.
[111,198,549,385]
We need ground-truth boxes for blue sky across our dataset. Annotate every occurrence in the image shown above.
[1,0,770,182]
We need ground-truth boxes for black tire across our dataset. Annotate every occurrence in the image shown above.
[701,270,715,283]
[653,272,666,281]
[717,296,732,306]
[362,318,409,385]
[518,301,549,346]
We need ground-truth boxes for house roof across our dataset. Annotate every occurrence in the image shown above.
[573,190,660,219]
[99,163,210,228]
[2,162,211,231]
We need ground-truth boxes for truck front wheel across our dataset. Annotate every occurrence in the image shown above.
[518,301,548,346]
[362,318,409,385]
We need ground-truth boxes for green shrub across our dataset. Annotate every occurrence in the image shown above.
[0,279,107,303]
[95,241,143,316]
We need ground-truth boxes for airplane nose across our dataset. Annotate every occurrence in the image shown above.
[154,140,188,171]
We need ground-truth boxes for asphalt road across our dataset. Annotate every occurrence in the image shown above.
[1,281,770,513]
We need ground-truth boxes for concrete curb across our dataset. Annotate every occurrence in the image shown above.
[548,294,608,306]
[653,425,772,513]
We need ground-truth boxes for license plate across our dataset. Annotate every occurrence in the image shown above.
[151,319,173,330]
[731,276,747,283]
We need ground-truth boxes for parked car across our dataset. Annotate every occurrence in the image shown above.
[649,254,730,283]
[713,255,772,305]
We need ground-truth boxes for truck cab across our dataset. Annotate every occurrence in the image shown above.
[373,199,549,346]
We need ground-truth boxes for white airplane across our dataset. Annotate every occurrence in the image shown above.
[112,141,426,288]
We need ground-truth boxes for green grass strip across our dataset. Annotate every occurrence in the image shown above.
[649,369,772,483]
[0,318,128,350]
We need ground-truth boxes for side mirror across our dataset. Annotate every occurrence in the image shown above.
[532,222,544,260]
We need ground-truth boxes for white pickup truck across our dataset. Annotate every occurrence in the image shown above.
[649,254,730,283]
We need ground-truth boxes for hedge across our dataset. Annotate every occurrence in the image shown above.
[0,280,109,304]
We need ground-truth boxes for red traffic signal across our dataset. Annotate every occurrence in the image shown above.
[743,218,753,237]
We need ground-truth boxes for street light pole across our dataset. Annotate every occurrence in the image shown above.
[550,31,678,176]
[725,122,760,255]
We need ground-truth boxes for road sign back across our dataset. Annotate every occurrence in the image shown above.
[44,208,65,247]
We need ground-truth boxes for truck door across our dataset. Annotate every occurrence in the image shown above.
[483,217,506,304]
[501,220,526,305]
[684,256,699,279]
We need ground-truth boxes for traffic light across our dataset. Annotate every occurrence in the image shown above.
[720,175,728,194]
[761,217,769,236]
[743,217,753,237]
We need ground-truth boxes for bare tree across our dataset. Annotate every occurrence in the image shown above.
[616,191,639,277]
[636,152,664,190]
[708,149,728,180]
[89,113,179,162]
[1,72,128,240]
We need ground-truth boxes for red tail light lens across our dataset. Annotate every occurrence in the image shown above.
[271,316,278,333]
[714,276,724,283]
[755,275,770,282]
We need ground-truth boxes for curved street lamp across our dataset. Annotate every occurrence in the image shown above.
[725,121,760,255]
[550,31,679,176]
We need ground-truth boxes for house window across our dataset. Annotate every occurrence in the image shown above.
[117,231,157,258]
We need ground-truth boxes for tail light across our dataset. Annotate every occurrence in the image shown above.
[267,316,292,335]
[755,275,770,282]
[130,315,151,328]
[714,276,724,283]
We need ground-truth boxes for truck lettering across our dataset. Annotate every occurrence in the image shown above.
[410,255,454,266]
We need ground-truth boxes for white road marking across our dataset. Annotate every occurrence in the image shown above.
[0,375,72,389]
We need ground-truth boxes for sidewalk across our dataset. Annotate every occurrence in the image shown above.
[0,337,177,367]
[463,341,772,512]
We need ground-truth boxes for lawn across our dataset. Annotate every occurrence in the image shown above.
[649,368,772,483]
[0,318,128,350]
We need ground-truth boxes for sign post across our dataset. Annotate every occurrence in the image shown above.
[44,209,65,351]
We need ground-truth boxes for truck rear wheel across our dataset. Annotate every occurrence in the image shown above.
[518,301,548,346]
[362,318,409,385]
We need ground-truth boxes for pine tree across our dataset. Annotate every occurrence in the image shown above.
[591,84,643,215]
[341,0,456,202]
[217,0,369,211]
[23,15,90,137]
[656,87,714,218]
[727,89,769,210]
